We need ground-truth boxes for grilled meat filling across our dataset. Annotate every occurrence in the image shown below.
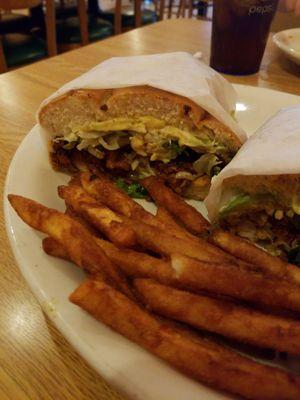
[51,141,224,199]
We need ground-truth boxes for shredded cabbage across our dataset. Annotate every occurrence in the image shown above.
[54,116,230,163]
[193,154,221,177]
[219,193,253,217]
[54,130,129,155]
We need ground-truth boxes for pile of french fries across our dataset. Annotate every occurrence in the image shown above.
[8,171,300,400]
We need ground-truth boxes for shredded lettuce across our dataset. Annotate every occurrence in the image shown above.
[135,159,155,178]
[169,141,184,156]
[54,130,130,157]
[219,193,253,217]
[193,154,221,177]
[54,116,231,163]
[115,178,148,199]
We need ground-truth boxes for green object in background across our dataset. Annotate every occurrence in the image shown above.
[56,16,113,44]
[115,178,148,199]
[3,33,46,68]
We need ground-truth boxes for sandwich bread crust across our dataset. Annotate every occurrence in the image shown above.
[39,86,241,151]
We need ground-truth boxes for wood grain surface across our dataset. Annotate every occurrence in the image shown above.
[0,18,299,400]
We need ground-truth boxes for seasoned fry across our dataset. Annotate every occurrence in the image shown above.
[170,253,300,313]
[63,184,235,263]
[109,243,300,312]
[79,173,240,258]
[81,171,215,245]
[155,207,199,242]
[58,184,136,248]
[102,240,300,313]
[211,229,300,285]
[8,195,135,300]
[104,241,300,312]
[80,172,208,244]
[64,183,251,268]
[156,206,182,229]
[70,279,300,400]
[65,205,100,236]
[43,237,69,260]
[155,209,257,269]
[43,236,175,282]
[42,233,300,312]
[80,172,163,228]
[135,278,300,356]
[141,176,210,234]
[98,238,174,279]
[125,217,237,264]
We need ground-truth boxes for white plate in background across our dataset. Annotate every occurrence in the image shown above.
[4,85,300,400]
[273,28,300,66]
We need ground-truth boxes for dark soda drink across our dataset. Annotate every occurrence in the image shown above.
[210,0,279,75]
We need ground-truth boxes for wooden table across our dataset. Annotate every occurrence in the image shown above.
[0,18,299,400]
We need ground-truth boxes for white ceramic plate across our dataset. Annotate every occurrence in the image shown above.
[4,84,300,400]
[273,28,300,66]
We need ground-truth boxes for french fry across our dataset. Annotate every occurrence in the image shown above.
[156,206,182,228]
[124,217,237,264]
[65,205,100,236]
[58,184,136,248]
[79,173,242,260]
[103,241,300,312]
[8,195,135,300]
[170,253,300,313]
[134,278,300,356]
[80,172,209,243]
[81,171,215,245]
[80,172,163,228]
[211,229,300,285]
[109,243,300,312]
[141,176,210,234]
[42,234,300,312]
[43,236,175,282]
[156,208,258,269]
[72,176,255,268]
[155,207,200,242]
[100,239,300,313]
[43,237,69,260]
[63,183,236,264]
[98,238,175,280]
[70,279,300,400]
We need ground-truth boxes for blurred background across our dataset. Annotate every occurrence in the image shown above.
[0,0,299,73]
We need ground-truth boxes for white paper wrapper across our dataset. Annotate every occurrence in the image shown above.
[38,52,246,142]
[205,105,300,221]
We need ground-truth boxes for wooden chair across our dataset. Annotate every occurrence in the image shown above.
[152,0,165,21]
[77,0,89,44]
[0,0,56,73]
[162,0,211,19]
[93,0,158,35]
[0,8,33,34]
[56,0,113,50]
